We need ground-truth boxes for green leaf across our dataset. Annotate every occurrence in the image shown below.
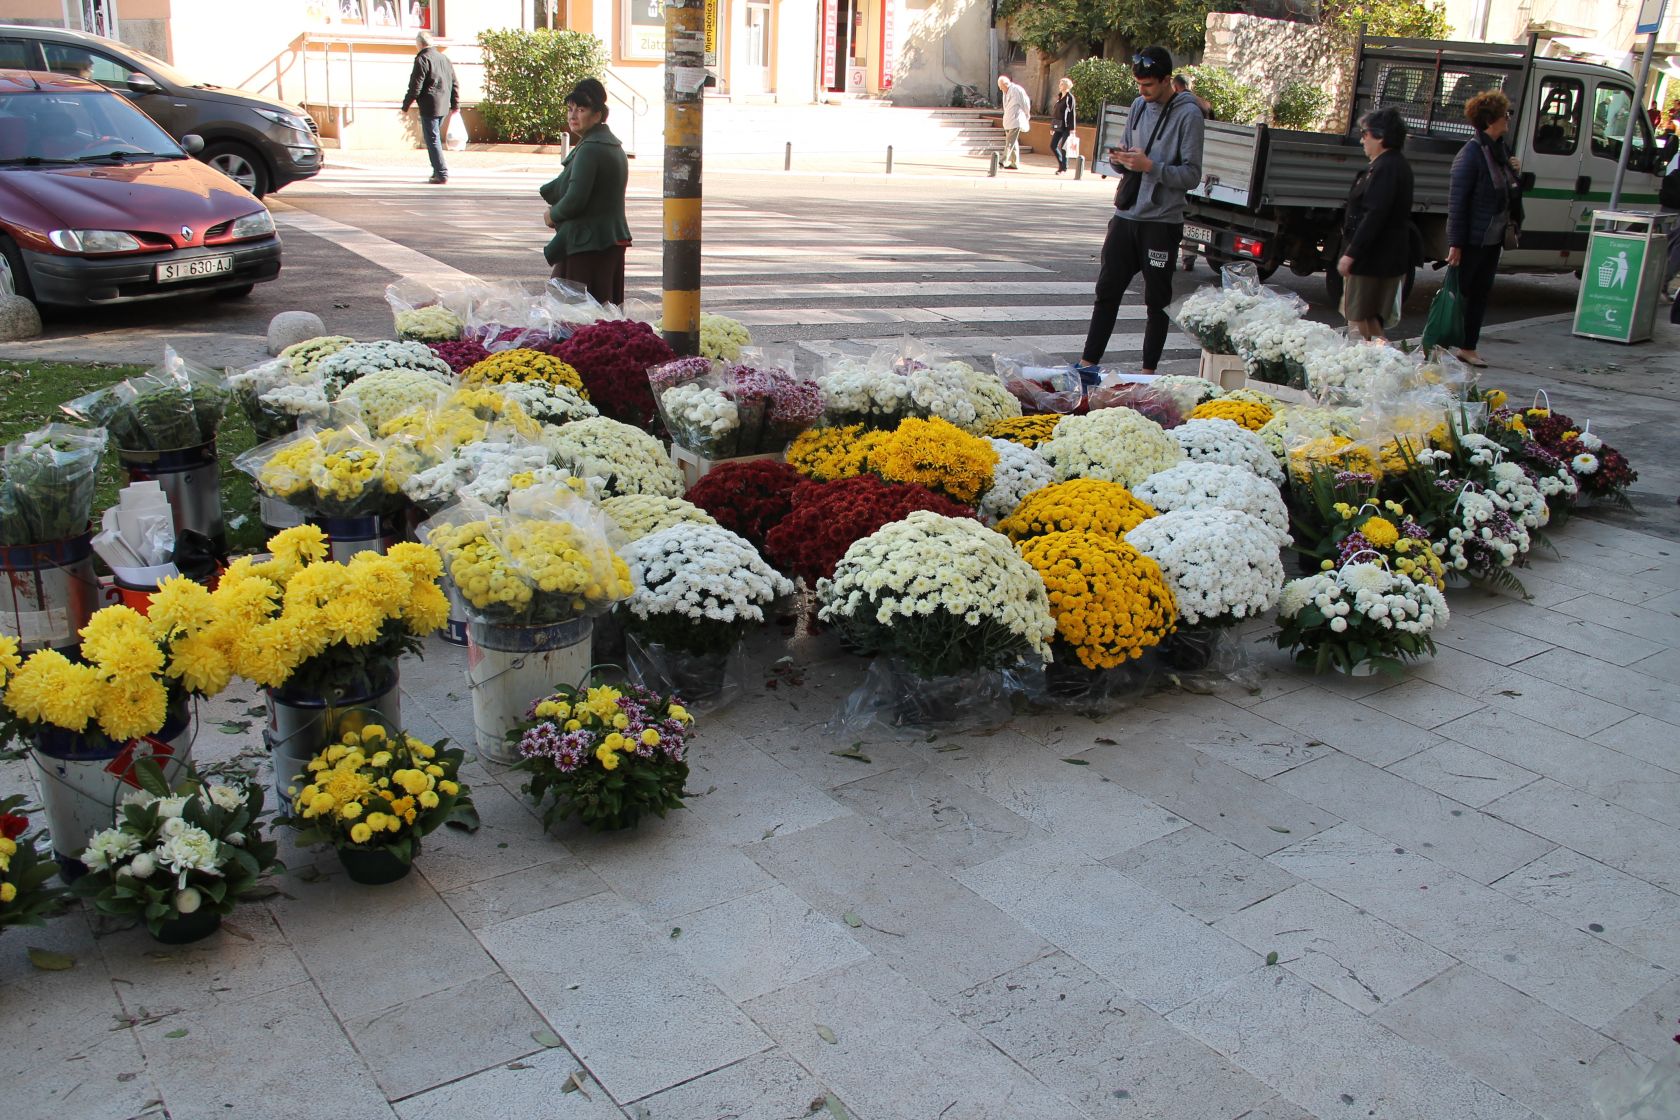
[133,758,171,799]
[218,720,252,735]
[828,746,872,764]
[531,1029,563,1048]
[26,947,75,971]
[1267,826,1292,834]
[1265,951,1279,966]
[821,1095,854,1120]
[164,1028,188,1039]
[669,927,682,939]
[1061,758,1090,766]
[842,911,863,928]
[815,1024,838,1044]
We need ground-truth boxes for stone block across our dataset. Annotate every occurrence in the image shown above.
[266,310,326,355]
[0,293,42,341]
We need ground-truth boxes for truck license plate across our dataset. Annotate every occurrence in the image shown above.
[157,255,234,283]
[1183,225,1214,247]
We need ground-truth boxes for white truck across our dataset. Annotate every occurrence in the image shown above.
[1096,34,1669,304]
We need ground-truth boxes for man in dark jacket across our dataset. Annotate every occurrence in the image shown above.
[401,31,457,184]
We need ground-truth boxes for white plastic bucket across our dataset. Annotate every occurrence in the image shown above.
[29,698,196,875]
[266,673,401,811]
[467,617,593,764]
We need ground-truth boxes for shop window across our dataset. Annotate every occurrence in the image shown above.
[1533,76,1581,155]
[532,0,566,30]
[316,0,437,32]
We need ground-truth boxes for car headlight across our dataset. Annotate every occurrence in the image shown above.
[48,229,143,254]
[256,108,315,137]
[230,210,276,239]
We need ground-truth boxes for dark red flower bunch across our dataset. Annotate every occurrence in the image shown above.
[1522,409,1638,497]
[686,459,803,553]
[428,338,491,374]
[550,320,676,431]
[765,475,975,584]
[0,811,27,840]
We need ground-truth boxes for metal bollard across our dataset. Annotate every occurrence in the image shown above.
[784,141,792,171]
[1075,155,1084,180]
[886,145,894,174]
[989,152,998,178]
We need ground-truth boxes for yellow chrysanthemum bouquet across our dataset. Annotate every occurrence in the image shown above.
[786,424,889,482]
[1017,531,1176,670]
[460,348,586,394]
[1190,397,1275,432]
[423,491,633,627]
[238,423,405,519]
[996,479,1158,542]
[982,414,1064,449]
[215,525,448,699]
[867,417,998,505]
[282,714,470,883]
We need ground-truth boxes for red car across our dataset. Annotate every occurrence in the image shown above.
[0,70,280,307]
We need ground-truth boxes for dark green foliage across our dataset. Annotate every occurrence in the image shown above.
[476,30,608,144]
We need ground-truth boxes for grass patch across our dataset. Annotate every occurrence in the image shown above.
[0,359,266,556]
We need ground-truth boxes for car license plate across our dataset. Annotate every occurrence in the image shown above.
[157,255,234,283]
[1183,225,1214,247]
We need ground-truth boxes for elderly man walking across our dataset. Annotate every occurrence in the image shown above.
[998,76,1031,170]
[402,30,458,185]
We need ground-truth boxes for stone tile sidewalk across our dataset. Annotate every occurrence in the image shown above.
[4,513,1678,1120]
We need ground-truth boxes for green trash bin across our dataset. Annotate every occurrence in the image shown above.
[1573,210,1678,344]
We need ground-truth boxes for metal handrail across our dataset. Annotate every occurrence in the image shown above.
[604,69,650,153]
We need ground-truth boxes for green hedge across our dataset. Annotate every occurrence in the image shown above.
[476,29,607,143]
[1067,57,1139,125]
[1179,65,1268,125]
[1272,80,1331,131]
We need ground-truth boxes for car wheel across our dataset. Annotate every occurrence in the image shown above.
[0,235,34,301]
[215,284,256,299]
[201,142,271,198]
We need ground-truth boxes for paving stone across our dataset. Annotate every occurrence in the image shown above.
[680,742,852,846]
[567,809,780,919]
[1491,846,1680,969]
[1476,601,1667,666]
[2,912,160,1120]
[1627,645,1680,685]
[477,892,770,1102]
[829,762,1048,869]
[952,952,1276,1120]
[1268,753,1554,884]
[395,1050,625,1120]
[1231,1100,1319,1120]
[929,734,1185,859]
[441,857,609,931]
[94,904,309,1016]
[1588,713,1680,775]
[1515,647,1680,725]
[1600,976,1680,1062]
[1121,697,1332,780]
[1438,708,1680,827]
[1249,685,1441,767]
[1215,884,1454,1014]
[1103,826,1299,923]
[416,777,570,894]
[1436,619,1558,666]
[1402,646,1633,737]
[628,1049,840,1119]
[1167,969,1540,1120]
[135,979,396,1119]
[754,727,921,790]
[670,883,872,1002]
[1268,824,1669,1029]
[343,973,551,1098]
[1549,593,1680,647]
[743,958,1082,1120]
[1446,575,1580,615]
[1385,741,1539,808]
[1376,965,1621,1120]
[1484,778,1680,894]
[268,865,500,1019]
[1523,558,1674,605]
[1083,738,1339,857]
[1356,678,1487,729]
[958,844,1260,1013]
[745,814,1054,998]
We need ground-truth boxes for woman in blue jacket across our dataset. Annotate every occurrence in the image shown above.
[1447,90,1524,367]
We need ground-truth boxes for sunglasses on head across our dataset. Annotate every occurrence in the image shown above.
[1131,54,1168,78]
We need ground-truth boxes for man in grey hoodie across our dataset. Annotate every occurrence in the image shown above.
[1076,47,1205,377]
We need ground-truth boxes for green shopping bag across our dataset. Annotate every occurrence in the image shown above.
[1419,265,1465,353]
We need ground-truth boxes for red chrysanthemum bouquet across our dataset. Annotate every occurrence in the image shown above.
[549,320,676,431]
[686,459,803,552]
[1520,407,1637,505]
[427,339,491,374]
[764,475,975,585]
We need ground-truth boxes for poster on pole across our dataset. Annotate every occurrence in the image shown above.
[703,0,717,67]
[1637,0,1668,34]
[879,2,895,89]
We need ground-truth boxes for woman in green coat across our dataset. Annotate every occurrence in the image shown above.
[540,79,631,304]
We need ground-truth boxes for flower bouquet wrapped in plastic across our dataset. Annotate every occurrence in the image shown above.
[62,346,229,451]
[544,416,684,498]
[228,357,331,440]
[237,423,405,519]
[335,365,457,432]
[0,424,106,545]
[314,340,453,396]
[551,319,676,430]
[386,277,470,342]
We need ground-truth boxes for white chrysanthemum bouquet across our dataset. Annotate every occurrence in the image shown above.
[1275,559,1450,674]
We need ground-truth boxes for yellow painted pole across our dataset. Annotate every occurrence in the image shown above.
[662,0,705,357]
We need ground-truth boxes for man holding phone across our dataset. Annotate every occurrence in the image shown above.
[1076,47,1205,379]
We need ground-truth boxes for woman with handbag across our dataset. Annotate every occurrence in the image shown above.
[1446,90,1525,367]
[1338,107,1414,341]
[1051,78,1076,175]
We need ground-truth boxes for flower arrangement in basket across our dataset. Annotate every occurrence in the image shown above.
[1275,557,1450,675]
[550,320,676,430]
[1171,418,1283,484]
[282,716,470,884]
[215,526,448,696]
[513,680,695,832]
[0,424,106,546]
[1288,467,1445,589]
[1133,462,1290,541]
[983,414,1063,449]
[1390,444,1532,592]
[867,417,999,505]
[995,479,1157,542]
[765,476,974,584]
[786,424,890,482]
[1125,509,1285,628]
[685,459,803,551]
[618,524,793,657]
[1039,407,1184,487]
[1515,405,1637,507]
[600,495,718,541]
[74,760,282,942]
[544,417,685,498]
[817,511,1055,677]
[1017,531,1175,669]
[0,794,66,933]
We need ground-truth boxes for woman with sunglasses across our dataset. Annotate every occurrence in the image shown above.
[1446,90,1525,367]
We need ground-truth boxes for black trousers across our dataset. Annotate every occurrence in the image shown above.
[1050,127,1071,171]
[1459,242,1502,350]
[1082,216,1182,369]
